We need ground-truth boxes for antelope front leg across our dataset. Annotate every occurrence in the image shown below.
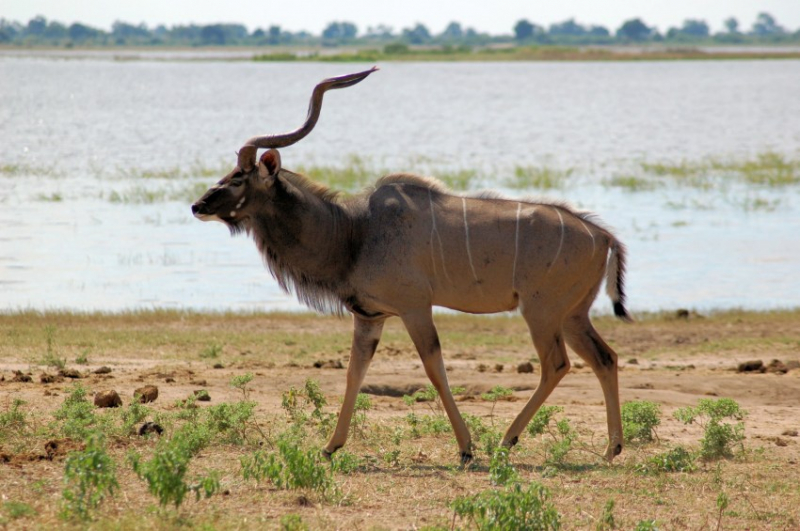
[323,316,385,458]
[402,309,473,463]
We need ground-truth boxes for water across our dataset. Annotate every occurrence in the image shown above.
[1,54,799,313]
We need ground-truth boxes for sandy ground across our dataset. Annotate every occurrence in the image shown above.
[2,310,800,528]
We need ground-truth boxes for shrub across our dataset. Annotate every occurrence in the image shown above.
[621,400,661,443]
[452,482,561,530]
[61,433,118,520]
[674,398,747,459]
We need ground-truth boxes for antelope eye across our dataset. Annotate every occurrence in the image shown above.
[229,179,243,187]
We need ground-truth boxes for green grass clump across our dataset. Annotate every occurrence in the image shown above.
[507,165,573,190]
[2,500,36,521]
[452,482,561,530]
[0,399,28,436]
[621,400,661,443]
[604,174,661,192]
[199,343,222,359]
[674,398,747,460]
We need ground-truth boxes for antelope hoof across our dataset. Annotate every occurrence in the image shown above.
[460,451,474,465]
[501,436,519,449]
[321,445,340,460]
[604,443,623,463]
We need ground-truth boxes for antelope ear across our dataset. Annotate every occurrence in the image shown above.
[258,149,282,178]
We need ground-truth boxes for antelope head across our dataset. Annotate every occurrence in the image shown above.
[191,66,378,230]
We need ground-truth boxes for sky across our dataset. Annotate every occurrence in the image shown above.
[2,0,799,35]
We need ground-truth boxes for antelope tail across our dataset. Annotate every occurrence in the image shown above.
[606,240,633,322]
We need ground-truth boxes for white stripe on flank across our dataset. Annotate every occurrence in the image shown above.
[429,190,452,283]
[577,218,596,257]
[462,197,480,284]
[512,202,522,289]
[550,208,565,271]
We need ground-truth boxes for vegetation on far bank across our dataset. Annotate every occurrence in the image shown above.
[2,11,799,53]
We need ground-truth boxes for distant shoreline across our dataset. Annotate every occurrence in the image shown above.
[3,44,800,62]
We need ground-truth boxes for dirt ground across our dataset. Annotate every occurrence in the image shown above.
[1,309,800,529]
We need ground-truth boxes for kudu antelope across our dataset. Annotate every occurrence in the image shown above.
[192,67,632,463]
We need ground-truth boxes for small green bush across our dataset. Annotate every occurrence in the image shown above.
[636,446,696,474]
[489,447,518,486]
[452,482,561,530]
[621,400,661,443]
[61,434,118,520]
[230,372,254,399]
[129,426,218,508]
[54,384,103,440]
[674,398,747,460]
[240,438,335,496]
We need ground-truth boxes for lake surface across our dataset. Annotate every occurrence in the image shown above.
[1,54,799,313]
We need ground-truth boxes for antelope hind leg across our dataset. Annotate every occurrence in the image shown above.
[323,316,384,458]
[564,315,623,462]
[502,318,570,448]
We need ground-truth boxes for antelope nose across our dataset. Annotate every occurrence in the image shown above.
[191,203,201,215]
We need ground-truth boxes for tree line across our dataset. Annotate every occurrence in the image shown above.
[1,12,797,47]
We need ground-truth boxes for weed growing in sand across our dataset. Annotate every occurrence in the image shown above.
[621,400,661,443]
[204,401,257,444]
[280,513,309,531]
[240,438,335,496]
[526,406,575,466]
[53,384,104,440]
[129,426,219,508]
[230,372,254,399]
[0,399,28,435]
[61,433,118,521]
[350,393,372,438]
[452,482,561,530]
[40,325,66,369]
[2,500,36,522]
[282,379,336,437]
[597,499,616,531]
[481,385,514,425]
[199,343,222,359]
[74,350,89,365]
[674,398,747,460]
[117,401,151,436]
[489,447,518,486]
[635,446,696,475]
